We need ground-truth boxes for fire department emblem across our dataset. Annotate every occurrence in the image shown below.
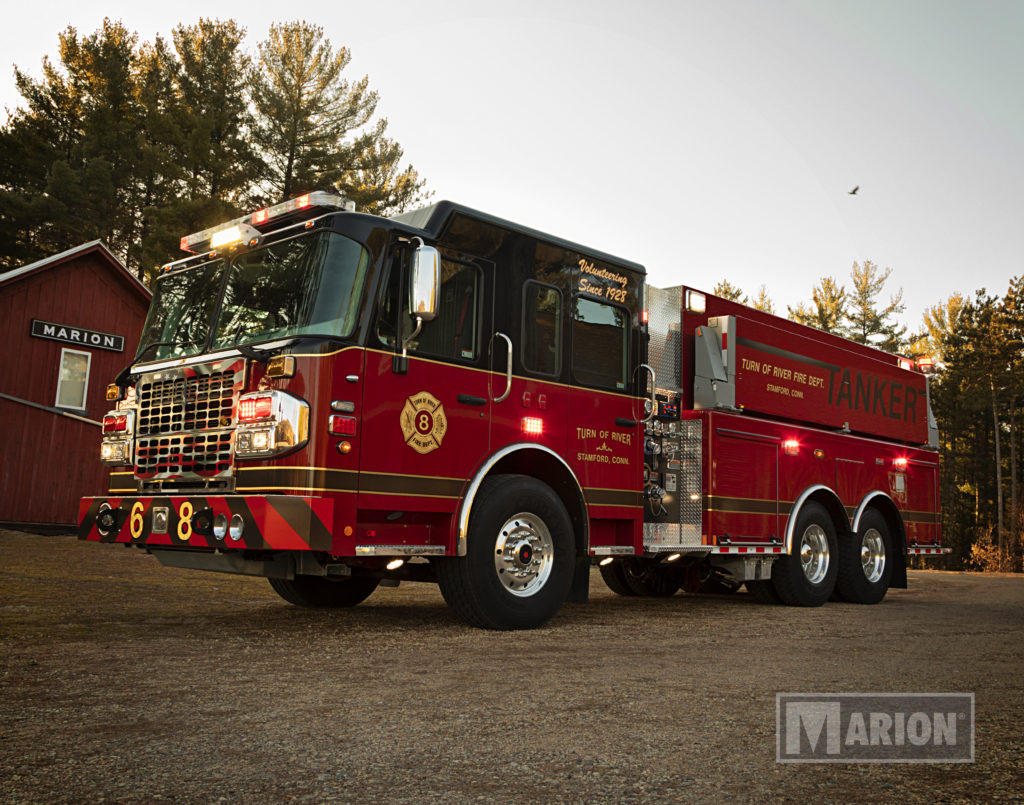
[400,391,448,454]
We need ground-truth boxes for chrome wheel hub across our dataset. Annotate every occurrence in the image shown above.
[861,529,886,583]
[799,524,830,585]
[494,512,553,597]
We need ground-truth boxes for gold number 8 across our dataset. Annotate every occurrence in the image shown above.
[177,501,193,541]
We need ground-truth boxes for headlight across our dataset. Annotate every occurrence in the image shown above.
[100,438,131,466]
[100,408,135,466]
[235,390,309,459]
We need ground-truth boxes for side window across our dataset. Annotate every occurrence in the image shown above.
[56,348,91,410]
[572,297,628,390]
[377,258,480,361]
[522,282,561,376]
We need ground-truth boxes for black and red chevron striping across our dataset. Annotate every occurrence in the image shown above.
[78,495,334,551]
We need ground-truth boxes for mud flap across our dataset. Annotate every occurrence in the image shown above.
[567,555,590,603]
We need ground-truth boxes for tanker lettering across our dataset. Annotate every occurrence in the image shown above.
[827,367,918,423]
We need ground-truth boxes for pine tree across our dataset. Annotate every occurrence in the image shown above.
[907,294,965,364]
[713,280,745,303]
[335,128,429,215]
[0,19,143,267]
[844,260,906,352]
[171,18,257,207]
[750,284,775,314]
[250,21,427,213]
[250,21,370,200]
[788,276,846,334]
[131,35,188,279]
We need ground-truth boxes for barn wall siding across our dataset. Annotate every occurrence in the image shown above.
[0,247,149,525]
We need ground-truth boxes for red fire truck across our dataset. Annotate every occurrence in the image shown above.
[79,192,944,629]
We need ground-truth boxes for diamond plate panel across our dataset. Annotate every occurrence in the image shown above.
[647,285,682,392]
[678,419,703,546]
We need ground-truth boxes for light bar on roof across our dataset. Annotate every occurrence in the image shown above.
[179,191,355,253]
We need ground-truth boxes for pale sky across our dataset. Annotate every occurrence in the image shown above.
[2,0,1022,331]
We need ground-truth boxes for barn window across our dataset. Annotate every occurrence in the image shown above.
[55,348,91,411]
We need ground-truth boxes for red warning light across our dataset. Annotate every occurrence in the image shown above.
[521,417,544,437]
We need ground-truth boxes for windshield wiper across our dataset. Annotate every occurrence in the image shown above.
[233,326,271,364]
[136,336,202,361]
[135,339,176,360]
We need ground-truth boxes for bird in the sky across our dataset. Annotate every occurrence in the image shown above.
[848,185,860,195]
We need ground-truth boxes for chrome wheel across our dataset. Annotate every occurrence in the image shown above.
[860,528,886,583]
[799,524,830,585]
[493,512,554,597]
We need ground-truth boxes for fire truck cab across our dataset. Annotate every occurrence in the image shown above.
[79,193,943,629]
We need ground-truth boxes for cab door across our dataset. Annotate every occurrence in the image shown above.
[359,251,494,526]
[567,295,644,536]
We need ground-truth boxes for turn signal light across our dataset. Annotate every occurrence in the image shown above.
[238,396,274,422]
[266,355,296,378]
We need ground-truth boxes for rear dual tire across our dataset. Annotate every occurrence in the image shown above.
[771,502,838,607]
[836,509,893,604]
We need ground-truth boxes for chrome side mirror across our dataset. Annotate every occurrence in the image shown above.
[409,238,440,322]
[396,238,441,373]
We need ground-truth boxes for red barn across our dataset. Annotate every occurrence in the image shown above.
[0,241,151,527]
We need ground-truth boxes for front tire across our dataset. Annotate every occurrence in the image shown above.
[771,501,838,606]
[268,575,380,608]
[436,475,574,630]
[836,509,893,604]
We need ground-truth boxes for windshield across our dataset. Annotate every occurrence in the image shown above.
[136,259,226,362]
[136,231,370,362]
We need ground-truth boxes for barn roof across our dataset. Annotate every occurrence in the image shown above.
[0,240,151,301]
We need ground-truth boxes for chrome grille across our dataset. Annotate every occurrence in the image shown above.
[136,432,233,475]
[137,370,235,435]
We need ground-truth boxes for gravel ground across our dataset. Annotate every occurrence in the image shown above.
[1,529,1022,804]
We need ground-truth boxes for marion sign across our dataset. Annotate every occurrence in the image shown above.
[31,319,125,353]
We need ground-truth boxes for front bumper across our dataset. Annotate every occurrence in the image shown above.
[78,495,335,552]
